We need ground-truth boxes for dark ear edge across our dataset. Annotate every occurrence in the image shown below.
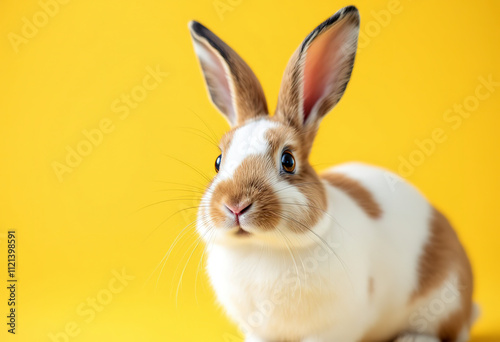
[189,21,269,127]
[300,5,359,54]
[190,21,230,61]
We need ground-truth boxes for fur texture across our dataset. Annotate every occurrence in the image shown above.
[189,6,475,342]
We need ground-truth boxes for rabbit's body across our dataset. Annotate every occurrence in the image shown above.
[189,6,475,341]
[207,162,473,342]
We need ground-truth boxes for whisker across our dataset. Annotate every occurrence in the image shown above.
[149,214,215,295]
[135,197,204,213]
[155,188,206,195]
[170,218,216,303]
[155,216,215,293]
[275,227,303,303]
[280,211,335,253]
[143,217,198,290]
[143,205,206,241]
[187,108,220,143]
[279,202,353,239]
[182,126,220,149]
[195,227,215,304]
[277,213,353,289]
[274,181,325,193]
[175,230,207,307]
[162,154,213,183]
[153,180,208,193]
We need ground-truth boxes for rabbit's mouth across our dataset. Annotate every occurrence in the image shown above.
[235,226,251,236]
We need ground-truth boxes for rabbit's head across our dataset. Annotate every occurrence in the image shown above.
[189,6,360,247]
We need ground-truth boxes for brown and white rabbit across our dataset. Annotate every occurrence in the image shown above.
[188,6,477,342]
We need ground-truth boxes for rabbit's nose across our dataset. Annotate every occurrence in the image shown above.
[224,202,252,217]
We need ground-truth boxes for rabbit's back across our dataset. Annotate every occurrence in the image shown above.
[322,162,474,341]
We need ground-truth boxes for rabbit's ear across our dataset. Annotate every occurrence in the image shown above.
[275,6,359,130]
[189,21,268,127]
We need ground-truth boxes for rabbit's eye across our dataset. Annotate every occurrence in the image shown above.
[281,150,296,174]
[215,154,222,172]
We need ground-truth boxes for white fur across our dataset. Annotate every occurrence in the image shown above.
[217,118,278,182]
[201,162,470,341]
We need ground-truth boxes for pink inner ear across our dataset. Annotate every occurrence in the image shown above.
[302,24,350,123]
[195,42,236,123]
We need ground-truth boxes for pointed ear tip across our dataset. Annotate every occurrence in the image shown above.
[188,20,206,36]
[343,5,361,23]
[344,5,359,12]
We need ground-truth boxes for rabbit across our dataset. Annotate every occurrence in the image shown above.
[188,5,477,342]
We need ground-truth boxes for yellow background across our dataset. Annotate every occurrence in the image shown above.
[1,0,499,341]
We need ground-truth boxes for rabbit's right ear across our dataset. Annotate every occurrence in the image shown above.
[274,6,360,132]
[189,21,268,127]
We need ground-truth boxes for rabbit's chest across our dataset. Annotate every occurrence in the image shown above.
[206,247,347,335]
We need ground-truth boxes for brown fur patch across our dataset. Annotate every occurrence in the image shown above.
[265,126,327,233]
[219,129,235,153]
[274,47,302,129]
[210,156,281,231]
[321,172,382,219]
[411,208,473,341]
[283,163,327,233]
[438,309,467,342]
[265,125,300,160]
[228,54,269,126]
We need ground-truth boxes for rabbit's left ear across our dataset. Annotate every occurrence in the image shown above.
[189,21,268,127]
[275,6,360,131]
